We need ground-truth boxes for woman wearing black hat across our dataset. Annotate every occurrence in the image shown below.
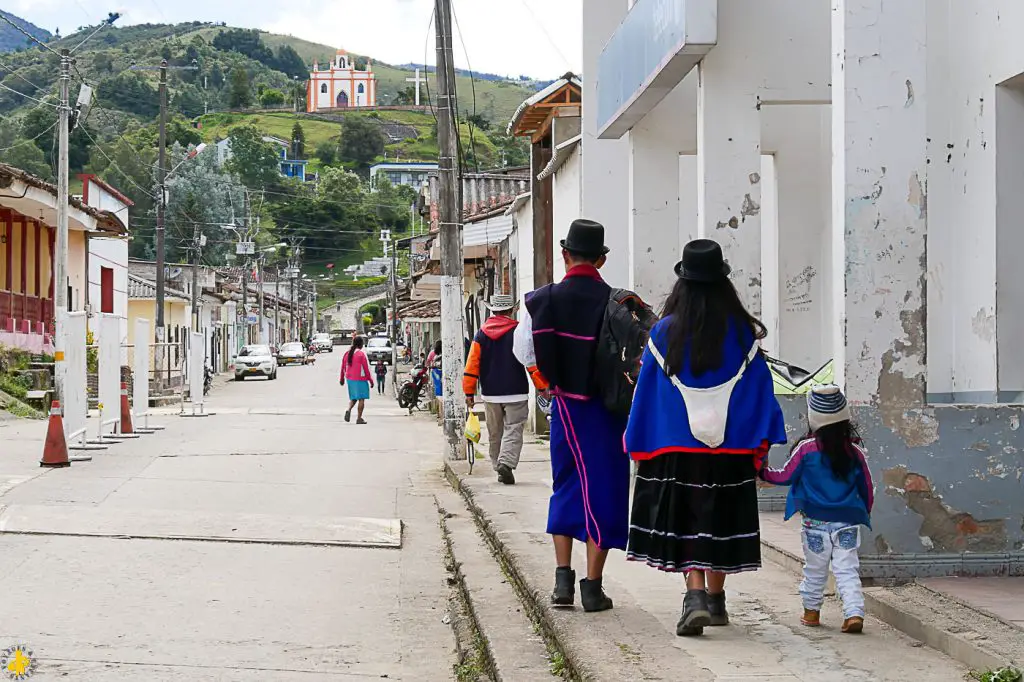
[624,239,786,637]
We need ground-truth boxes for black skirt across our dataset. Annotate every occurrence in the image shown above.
[627,452,762,574]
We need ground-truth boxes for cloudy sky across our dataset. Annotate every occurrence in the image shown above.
[10,0,582,79]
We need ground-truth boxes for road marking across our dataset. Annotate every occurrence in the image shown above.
[0,504,403,548]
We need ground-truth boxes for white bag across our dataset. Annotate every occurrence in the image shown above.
[647,338,759,448]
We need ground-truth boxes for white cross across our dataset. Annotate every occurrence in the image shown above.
[406,68,427,106]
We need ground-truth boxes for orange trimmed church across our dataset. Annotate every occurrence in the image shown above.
[307,49,377,112]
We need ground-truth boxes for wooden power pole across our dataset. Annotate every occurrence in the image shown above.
[435,0,465,460]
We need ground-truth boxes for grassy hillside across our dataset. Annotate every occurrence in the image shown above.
[0,11,52,53]
[197,109,498,169]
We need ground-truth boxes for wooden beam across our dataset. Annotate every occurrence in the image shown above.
[1,209,11,293]
[34,220,40,299]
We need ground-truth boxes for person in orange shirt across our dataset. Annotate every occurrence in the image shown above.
[463,294,530,485]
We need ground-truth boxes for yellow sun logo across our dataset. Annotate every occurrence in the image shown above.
[1,646,34,680]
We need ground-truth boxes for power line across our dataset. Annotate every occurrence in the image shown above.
[450,0,481,173]
[516,0,574,71]
[0,81,57,107]
[0,14,59,56]
[75,124,160,201]
[0,57,49,94]
[0,121,58,154]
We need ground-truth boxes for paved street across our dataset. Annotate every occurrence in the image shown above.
[0,355,456,680]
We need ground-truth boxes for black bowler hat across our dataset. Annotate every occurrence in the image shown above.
[560,219,610,256]
[674,239,731,282]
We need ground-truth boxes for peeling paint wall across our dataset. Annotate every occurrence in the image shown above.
[765,397,1024,563]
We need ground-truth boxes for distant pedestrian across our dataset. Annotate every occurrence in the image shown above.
[513,219,627,614]
[463,294,529,485]
[760,384,874,634]
[625,239,786,637]
[426,339,442,369]
[375,359,388,395]
[340,336,373,424]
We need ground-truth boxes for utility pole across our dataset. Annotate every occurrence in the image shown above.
[241,191,250,346]
[435,0,466,460]
[190,223,202,331]
[390,234,399,390]
[155,60,168,375]
[53,48,71,408]
[257,258,265,344]
[274,266,281,346]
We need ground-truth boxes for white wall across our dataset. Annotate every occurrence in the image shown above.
[925,1,1024,402]
[83,180,130,363]
[552,148,582,283]
[582,0,631,287]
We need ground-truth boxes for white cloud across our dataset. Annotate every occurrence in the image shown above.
[16,0,581,79]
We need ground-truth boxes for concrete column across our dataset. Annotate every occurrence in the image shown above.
[583,0,631,286]
[629,131,681,308]
[832,0,928,415]
[696,62,763,316]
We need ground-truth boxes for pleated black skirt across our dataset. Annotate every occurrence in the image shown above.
[627,452,762,574]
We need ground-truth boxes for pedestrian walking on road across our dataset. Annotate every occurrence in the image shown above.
[513,219,629,614]
[625,239,786,637]
[341,336,373,424]
[375,359,388,395]
[463,294,530,485]
[760,384,874,634]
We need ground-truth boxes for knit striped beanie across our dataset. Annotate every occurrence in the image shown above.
[807,384,851,432]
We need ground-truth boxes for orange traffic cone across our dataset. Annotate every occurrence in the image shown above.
[119,382,134,435]
[40,400,71,468]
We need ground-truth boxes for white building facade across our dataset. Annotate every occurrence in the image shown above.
[80,175,131,363]
[584,0,1024,575]
[307,50,377,112]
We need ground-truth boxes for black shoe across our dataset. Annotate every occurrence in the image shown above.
[497,464,515,485]
[344,410,351,423]
[580,577,614,613]
[676,589,711,636]
[707,591,729,626]
[357,418,367,425]
[551,567,575,606]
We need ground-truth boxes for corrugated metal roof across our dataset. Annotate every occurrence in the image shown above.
[464,214,514,248]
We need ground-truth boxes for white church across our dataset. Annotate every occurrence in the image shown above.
[306,49,377,112]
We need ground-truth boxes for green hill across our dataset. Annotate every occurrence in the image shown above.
[0,11,52,53]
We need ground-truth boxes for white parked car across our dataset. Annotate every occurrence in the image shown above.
[234,344,278,381]
[366,335,393,365]
[311,333,334,353]
[276,342,307,366]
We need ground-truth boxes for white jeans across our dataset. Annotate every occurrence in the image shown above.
[800,520,865,619]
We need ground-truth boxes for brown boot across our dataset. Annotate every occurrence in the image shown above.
[801,609,821,627]
[841,616,864,633]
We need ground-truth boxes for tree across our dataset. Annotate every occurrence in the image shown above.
[163,145,246,263]
[291,122,306,159]
[228,67,252,109]
[173,84,206,119]
[314,140,336,166]
[0,116,52,179]
[85,132,158,257]
[394,86,417,106]
[259,88,285,108]
[95,72,160,118]
[338,115,384,170]
[372,174,418,232]
[22,104,92,172]
[225,125,280,188]
[489,131,529,168]
[466,113,492,131]
[209,63,225,89]
[273,45,307,80]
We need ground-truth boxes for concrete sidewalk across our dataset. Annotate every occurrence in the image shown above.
[444,426,1021,680]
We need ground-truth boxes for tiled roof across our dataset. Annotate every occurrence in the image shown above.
[127,274,189,301]
[399,299,441,321]
[0,163,128,234]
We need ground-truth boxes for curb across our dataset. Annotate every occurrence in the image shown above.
[444,461,585,681]
[760,535,1018,671]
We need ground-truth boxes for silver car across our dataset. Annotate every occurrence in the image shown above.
[233,344,278,381]
[277,342,307,366]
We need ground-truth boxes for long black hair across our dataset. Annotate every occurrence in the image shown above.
[347,336,364,364]
[811,421,862,480]
[661,277,766,377]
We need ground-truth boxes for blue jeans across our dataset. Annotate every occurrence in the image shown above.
[800,519,865,619]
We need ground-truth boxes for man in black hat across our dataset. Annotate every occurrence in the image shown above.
[512,219,630,613]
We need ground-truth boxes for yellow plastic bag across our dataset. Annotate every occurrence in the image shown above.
[465,412,481,444]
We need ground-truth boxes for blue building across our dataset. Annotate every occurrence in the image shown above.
[216,136,309,182]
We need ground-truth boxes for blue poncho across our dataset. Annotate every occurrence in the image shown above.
[625,317,787,460]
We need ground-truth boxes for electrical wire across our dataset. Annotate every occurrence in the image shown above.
[450,0,481,173]
[0,14,59,56]
[0,81,57,107]
[0,121,58,154]
[75,125,160,201]
[0,57,49,94]
[422,6,437,124]
[516,0,574,72]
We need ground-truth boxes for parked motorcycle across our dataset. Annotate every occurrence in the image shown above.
[398,363,431,413]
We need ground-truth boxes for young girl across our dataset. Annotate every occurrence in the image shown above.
[374,359,387,395]
[760,384,874,634]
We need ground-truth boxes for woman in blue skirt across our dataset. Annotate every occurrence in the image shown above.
[340,336,374,424]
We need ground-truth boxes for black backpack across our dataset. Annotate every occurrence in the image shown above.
[593,289,659,417]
